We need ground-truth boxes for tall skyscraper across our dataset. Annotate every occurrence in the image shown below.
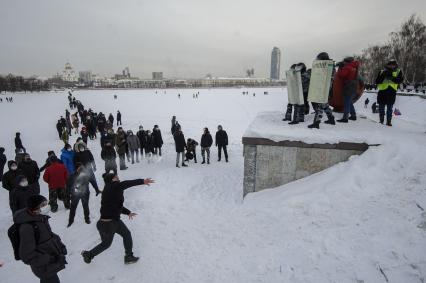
[270,47,281,80]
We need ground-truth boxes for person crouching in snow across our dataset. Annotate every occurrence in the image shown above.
[81,173,154,265]
[185,138,199,163]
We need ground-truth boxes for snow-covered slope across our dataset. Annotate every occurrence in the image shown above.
[0,88,425,283]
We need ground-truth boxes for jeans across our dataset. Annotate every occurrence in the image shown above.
[68,193,90,223]
[40,274,60,283]
[343,93,356,119]
[218,145,228,161]
[119,154,126,169]
[201,147,210,162]
[379,102,393,122]
[89,220,133,257]
[176,152,185,165]
[130,149,139,163]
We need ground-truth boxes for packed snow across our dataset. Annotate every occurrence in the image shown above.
[0,88,425,283]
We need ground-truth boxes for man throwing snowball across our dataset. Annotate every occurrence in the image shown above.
[81,173,154,265]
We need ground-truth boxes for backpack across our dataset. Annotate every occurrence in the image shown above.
[8,222,40,261]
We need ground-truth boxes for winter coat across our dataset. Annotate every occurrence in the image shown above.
[101,133,116,148]
[43,162,68,189]
[115,132,127,155]
[145,135,155,153]
[375,68,404,105]
[60,149,75,175]
[108,114,114,124]
[215,130,228,146]
[153,129,164,148]
[100,179,145,220]
[13,209,67,279]
[66,171,91,196]
[2,162,23,191]
[0,150,6,179]
[200,132,213,148]
[337,61,360,97]
[187,140,198,152]
[101,146,117,161]
[74,150,95,169]
[10,185,38,213]
[80,129,89,143]
[174,131,186,153]
[15,136,24,150]
[19,160,40,185]
[116,112,122,121]
[137,130,147,148]
[127,134,140,151]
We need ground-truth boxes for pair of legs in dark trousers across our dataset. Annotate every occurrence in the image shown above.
[154,147,162,156]
[284,103,305,123]
[379,102,394,124]
[88,220,133,258]
[40,274,60,283]
[201,147,210,163]
[130,149,139,163]
[218,145,228,161]
[49,188,69,211]
[118,154,126,169]
[68,193,90,224]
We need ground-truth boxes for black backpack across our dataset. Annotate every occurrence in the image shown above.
[8,222,40,261]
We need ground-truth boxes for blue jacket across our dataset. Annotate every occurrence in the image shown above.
[60,149,75,174]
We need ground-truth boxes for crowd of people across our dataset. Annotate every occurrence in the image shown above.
[1,90,233,282]
[284,52,403,128]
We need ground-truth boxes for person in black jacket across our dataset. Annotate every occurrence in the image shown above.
[18,153,40,194]
[73,143,99,193]
[101,142,117,174]
[10,175,38,214]
[375,59,404,126]
[152,125,163,156]
[200,128,213,164]
[81,173,154,265]
[136,126,147,158]
[67,163,100,227]
[15,132,26,154]
[116,111,122,126]
[2,160,22,192]
[173,126,187,167]
[0,147,6,180]
[101,129,116,149]
[215,125,228,162]
[39,151,57,172]
[185,138,198,163]
[14,195,67,283]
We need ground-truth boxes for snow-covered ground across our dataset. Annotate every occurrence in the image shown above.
[0,88,425,283]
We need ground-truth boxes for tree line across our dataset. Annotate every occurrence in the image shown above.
[358,14,426,85]
[0,74,50,93]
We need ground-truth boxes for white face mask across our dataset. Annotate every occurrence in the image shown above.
[11,165,17,170]
[19,181,29,187]
[40,206,50,214]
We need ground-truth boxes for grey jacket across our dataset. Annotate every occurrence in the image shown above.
[127,134,140,151]
[13,209,67,279]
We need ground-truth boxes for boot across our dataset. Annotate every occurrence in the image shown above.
[288,120,299,125]
[348,115,357,121]
[201,159,205,164]
[379,115,384,124]
[324,117,335,125]
[308,121,320,129]
[67,220,73,228]
[81,251,93,264]
[176,164,180,168]
[85,218,91,224]
[207,159,210,164]
[337,118,348,123]
[124,254,139,265]
[182,163,188,167]
[386,118,392,127]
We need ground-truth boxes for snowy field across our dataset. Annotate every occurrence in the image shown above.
[0,88,426,283]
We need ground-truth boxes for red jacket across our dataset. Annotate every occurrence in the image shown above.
[43,162,68,189]
[336,61,360,83]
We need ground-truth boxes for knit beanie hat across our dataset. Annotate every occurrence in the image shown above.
[27,195,47,210]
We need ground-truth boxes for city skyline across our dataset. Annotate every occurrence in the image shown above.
[0,0,425,78]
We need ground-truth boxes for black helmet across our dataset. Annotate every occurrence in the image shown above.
[343,56,354,63]
[290,64,297,69]
[387,59,398,66]
[296,62,307,72]
[316,52,330,60]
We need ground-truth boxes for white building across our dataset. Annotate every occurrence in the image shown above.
[62,62,78,82]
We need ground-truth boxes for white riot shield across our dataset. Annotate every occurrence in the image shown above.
[286,69,304,105]
[307,60,334,104]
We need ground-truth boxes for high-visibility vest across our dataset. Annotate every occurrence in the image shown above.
[378,69,401,91]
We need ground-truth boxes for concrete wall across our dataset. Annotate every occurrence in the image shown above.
[243,138,368,196]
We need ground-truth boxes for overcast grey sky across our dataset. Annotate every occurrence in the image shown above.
[0,0,424,79]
